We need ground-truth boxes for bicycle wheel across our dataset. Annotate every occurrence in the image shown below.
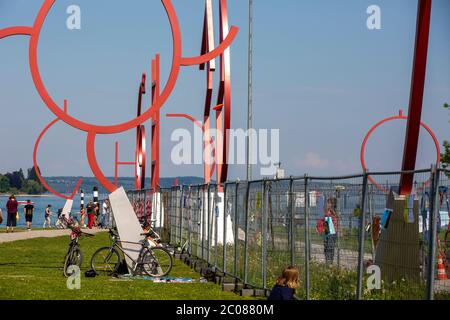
[142,247,173,277]
[91,247,121,276]
[63,247,83,278]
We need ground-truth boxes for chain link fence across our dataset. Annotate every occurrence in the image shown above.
[126,168,450,300]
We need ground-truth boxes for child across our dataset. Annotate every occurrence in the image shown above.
[268,266,299,300]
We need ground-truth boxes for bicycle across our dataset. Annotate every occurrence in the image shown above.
[90,228,173,277]
[63,218,94,277]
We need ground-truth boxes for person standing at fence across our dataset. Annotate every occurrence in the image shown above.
[268,266,299,300]
[24,200,34,231]
[322,197,338,265]
[6,195,18,233]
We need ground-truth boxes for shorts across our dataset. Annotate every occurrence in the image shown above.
[25,214,33,223]
[7,212,17,227]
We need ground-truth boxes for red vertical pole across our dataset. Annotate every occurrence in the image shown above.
[136,73,146,190]
[399,0,432,195]
[201,0,215,184]
[151,54,161,192]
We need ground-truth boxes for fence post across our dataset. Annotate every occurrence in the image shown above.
[197,186,202,258]
[223,183,227,273]
[143,190,147,225]
[234,182,239,278]
[262,181,267,289]
[201,186,205,261]
[304,175,310,300]
[243,181,251,285]
[426,165,440,300]
[179,186,184,246]
[289,177,295,266]
[187,187,193,257]
[207,184,211,264]
[159,190,163,233]
[356,171,369,300]
[214,185,219,269]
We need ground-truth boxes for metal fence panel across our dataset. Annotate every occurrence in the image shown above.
[125,168,449,300]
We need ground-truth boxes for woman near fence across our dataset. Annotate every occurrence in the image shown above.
[316,197,338,265]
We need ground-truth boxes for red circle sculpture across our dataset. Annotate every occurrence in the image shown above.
[0,0,239,197]
[361,110,441,193]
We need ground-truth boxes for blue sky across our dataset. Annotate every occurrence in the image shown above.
[0,0,449,180]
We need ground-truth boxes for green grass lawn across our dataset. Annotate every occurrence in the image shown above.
[0,232,257,300]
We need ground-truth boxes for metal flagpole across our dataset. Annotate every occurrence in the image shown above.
[246,0,253,181]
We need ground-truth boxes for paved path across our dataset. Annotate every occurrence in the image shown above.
[0,228,107,244]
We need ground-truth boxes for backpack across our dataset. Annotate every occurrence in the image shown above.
[85,269,97,278]
[316,218,325,234]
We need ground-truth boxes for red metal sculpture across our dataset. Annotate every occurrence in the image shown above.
[361,110,441,193]
[167,0,232,187]
[0,0,239,197]
[362,0,435,194]
[399,0,433,195]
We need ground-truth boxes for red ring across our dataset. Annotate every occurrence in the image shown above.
[28,0,181,135]
[361,110,441,193]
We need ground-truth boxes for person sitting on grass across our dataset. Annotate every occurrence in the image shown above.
[268,266,299,300]
[142,222,160,247]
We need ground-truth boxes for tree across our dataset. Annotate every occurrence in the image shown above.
[27,166,41,182]
[0,174,10,193]
[441,103,450,175]
[5,169,25,190]
[22,180,44,195]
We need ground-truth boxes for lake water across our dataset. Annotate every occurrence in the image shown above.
[0,194,106,228]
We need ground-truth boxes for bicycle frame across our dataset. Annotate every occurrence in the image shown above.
[109,238,152,274]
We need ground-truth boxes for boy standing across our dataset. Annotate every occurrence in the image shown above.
[24,200,34,231]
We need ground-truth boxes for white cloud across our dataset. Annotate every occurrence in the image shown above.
[296,152,330,169]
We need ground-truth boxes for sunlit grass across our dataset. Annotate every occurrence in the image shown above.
[0,233,257,300]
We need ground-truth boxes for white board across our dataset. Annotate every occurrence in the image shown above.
[62,199,73,217]
[109,187,143,273]
[212,192,234,245]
